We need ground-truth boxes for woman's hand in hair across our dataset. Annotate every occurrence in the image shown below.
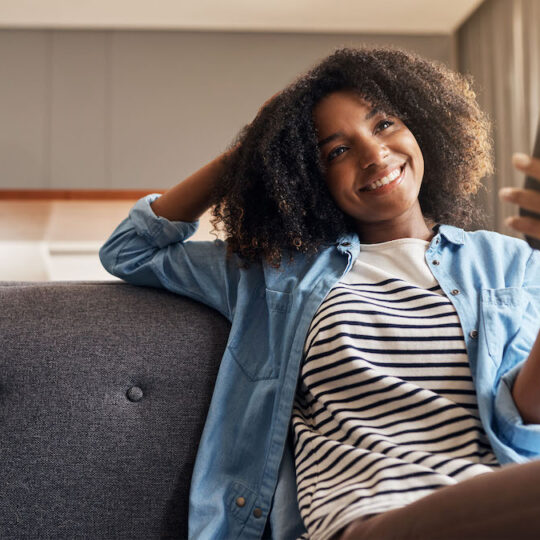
[499,153,540,241]
[260,91,282,111]
[249,91,282,126]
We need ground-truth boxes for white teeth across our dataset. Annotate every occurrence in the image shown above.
[365,167,402,191]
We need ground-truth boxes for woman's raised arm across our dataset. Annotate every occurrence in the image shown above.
[150,91,281,223]
[149,150,232,222]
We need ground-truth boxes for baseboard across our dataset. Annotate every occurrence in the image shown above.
[0,190,163,200]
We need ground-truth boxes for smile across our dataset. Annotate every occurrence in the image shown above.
[360,165,405,194]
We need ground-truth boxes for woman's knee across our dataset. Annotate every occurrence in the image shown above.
[336,514,382,540]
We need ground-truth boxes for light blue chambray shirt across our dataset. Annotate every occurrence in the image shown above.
[99,193,540,540]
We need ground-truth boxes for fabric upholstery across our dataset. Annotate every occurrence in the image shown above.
[0,281,230,539]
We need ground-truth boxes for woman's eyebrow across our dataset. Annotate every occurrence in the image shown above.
[317,132,343,149]
[317,107,384,148]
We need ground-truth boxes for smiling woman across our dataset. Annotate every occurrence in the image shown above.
[313,91,428,244]
[209,47,493,268]
[99,46,540,540]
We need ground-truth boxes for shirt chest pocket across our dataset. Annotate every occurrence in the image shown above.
[227,289,292,381]
[481,287,540,366]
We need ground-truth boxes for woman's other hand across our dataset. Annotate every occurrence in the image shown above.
[499,153,540,241]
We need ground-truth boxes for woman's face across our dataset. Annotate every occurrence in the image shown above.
[313,90,426,239]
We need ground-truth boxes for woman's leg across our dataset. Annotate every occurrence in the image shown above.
[338,459,540,540]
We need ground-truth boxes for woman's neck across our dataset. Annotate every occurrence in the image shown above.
[355,210,435,245]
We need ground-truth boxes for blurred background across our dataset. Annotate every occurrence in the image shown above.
[0,0,539,280]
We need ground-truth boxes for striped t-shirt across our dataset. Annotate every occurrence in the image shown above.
[292,238,499,540]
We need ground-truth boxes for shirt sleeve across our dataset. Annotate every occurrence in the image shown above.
[493,247,540,456]
[99,193,240,321]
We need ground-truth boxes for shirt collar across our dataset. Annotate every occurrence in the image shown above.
[436,224,465,245]
[335,231,359,246]
[332,224,465,248]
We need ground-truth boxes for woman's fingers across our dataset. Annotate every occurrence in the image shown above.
[512,153,540,180]
[504,215,540,240]
[499,187,540,213]
[499,185,540,240]
[500,153,540,240]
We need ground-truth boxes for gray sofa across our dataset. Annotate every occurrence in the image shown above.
[0,280,231,539]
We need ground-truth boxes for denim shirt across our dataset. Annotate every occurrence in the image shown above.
[99,194,540,540]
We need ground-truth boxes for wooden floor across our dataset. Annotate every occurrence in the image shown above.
[0,200,217,281]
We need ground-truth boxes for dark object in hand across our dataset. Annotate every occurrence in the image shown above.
[520,118,540,250]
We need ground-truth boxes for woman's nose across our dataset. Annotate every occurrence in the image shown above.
[356,137,389,169]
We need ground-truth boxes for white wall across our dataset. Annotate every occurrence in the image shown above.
[0,29,453,191]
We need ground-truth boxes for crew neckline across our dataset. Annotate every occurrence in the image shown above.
[360,237,431,251]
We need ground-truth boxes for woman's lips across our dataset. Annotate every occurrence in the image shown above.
[360,165,406,196]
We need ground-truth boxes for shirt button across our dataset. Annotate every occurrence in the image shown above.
[253,508,263,518]
[469,330,478,339]
[432,260,440,265]
[236,497,246,507]
[451,289,460,295]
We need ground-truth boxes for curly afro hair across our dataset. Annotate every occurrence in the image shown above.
[210,46,493,268]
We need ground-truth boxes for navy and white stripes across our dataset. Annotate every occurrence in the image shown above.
[292,239,498,540]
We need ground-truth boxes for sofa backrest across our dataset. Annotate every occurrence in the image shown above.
[0,281,230,539]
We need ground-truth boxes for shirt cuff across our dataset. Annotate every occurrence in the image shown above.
[128,193,200,249]
[495,362,540,454]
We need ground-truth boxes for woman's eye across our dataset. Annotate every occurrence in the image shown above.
[376,119,394,132]
[327,146,348,162]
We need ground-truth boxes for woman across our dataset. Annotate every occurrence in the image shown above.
[100,47,540,539]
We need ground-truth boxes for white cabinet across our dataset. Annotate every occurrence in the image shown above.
[45,242,120,281]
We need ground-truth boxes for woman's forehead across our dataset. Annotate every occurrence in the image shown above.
[316,89,369,106]
[312,90,400,128]
[315,89,395,114]
[314,92,383,124]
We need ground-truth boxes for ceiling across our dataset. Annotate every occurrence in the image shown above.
[0,0,485,35]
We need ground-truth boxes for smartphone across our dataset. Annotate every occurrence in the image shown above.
[519,117,540,250]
